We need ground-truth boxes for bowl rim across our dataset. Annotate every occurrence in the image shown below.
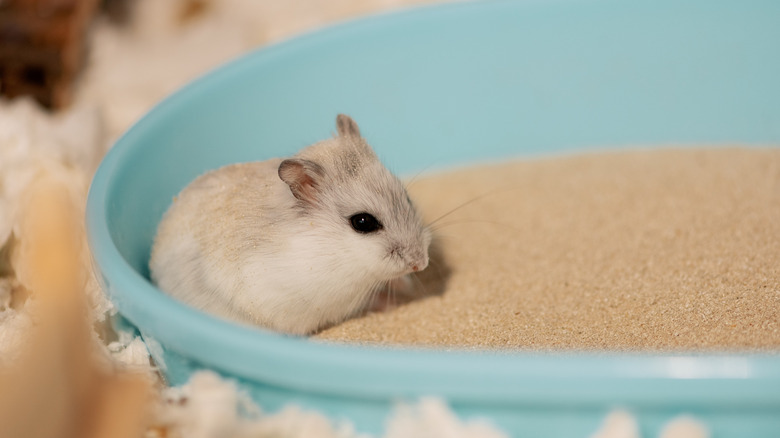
[86,0,780,406]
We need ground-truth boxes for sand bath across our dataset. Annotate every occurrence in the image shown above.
[316,147,780,351]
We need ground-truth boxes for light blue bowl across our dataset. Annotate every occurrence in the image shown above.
[87,0,780,436]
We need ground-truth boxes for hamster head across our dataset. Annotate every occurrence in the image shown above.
[278,114,431,282]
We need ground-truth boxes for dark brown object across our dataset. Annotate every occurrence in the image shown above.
[102,0,135,24]
[0,0,99,109]
[178,0,210,24]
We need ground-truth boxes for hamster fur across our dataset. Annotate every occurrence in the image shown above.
[149,115,431,335]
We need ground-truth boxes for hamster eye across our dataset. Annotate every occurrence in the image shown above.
[349,213,382,234]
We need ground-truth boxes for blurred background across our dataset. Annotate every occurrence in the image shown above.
[0,1,449,438]
[1,0,441,138]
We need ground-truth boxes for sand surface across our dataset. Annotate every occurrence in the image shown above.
[315,147,780,351]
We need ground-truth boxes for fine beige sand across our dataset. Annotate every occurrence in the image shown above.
[315,147,780,351]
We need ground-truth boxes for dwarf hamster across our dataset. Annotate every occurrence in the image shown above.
[149,115,431,335]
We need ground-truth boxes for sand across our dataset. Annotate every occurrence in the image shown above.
[315,147,780,351]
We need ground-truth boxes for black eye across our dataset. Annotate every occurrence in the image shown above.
[349,213,382,233]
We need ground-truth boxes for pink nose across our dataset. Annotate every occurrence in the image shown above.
[411,265,419,272]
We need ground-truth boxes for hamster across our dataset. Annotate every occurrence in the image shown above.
[149,115,431,335]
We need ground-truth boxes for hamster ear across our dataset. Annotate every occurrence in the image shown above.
[278,159,324,205]
[336,114,361,138]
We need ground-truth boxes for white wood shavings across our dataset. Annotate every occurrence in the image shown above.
[0,97,112,364]
[0,281,34,365]
[658,416,709,438]
[0,98,104,176]
[385,398,508,438]
[247,405,362,438]
[77,0,442,141]
[107,331,153,371]
[0,98,103,250]
[152,371,509,438]
[590,411,709,438]
[590,411,641,438]
[152,371,361,438]
[153,372,711,438]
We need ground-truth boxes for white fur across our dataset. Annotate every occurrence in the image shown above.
[150,116,430,335]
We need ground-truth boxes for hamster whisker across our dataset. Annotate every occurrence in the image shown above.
[425,186,520,228]
[386,279,397,309]
[402,164,436,191]
[430,218,521,234]
[360,280,387,314]
[426,256,443,272]
[423,230,461,246]
[368,281,385,310]
[408,271,429,298]
[424,256,452,288]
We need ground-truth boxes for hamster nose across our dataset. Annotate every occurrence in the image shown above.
[408,252,429,272]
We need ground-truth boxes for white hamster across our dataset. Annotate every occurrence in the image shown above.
[149,115,431,335]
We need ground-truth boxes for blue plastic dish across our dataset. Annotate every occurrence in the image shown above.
[86,0,780,436]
